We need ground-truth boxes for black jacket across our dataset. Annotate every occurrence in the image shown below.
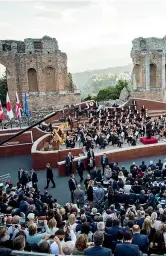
[87,150,95,159]
[46,167,53,179]
[30,172,38,183]
[68,178,77,191]
[114,242,141,256]
[66,156,74,166]
[76,161,84,171]
[101,156,109,166]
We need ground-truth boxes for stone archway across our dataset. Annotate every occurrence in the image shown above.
[150,63,157,88]
[44,67,56,92]
[133,64,142,88]
[28,68,38,92]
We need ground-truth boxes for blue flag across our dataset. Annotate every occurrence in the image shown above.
[24,92,30,119]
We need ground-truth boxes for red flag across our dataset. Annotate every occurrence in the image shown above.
[6,92,14,119]
[0,100,5,120]
[16,92,22,119]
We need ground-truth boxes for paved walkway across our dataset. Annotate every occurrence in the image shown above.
[0,153,166,205]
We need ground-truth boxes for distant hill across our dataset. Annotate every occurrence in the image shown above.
[72,64,132,97]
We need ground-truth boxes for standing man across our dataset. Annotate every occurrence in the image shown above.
[65,152,74,176]
[76,159,84,183]
[29,169,38,191]
[101,153,109,175]
[18,168,23,183]
[74,184,85,208]
[68,174,77,203]
[44,163,56,189]
[87,148,95,160]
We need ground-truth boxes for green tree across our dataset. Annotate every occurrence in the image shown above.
[0,73,7,106]
[68,72,74,89]
[96,79,128,101]
[115,79,128,94]
[83,95,92,101]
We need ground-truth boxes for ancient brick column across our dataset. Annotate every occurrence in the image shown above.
[145,53,150,91]
[162,50,165,90]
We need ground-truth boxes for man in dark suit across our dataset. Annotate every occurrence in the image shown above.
[114,231,142,256]
[29,169,38,191]
[87,148,95,160]
[132,225,149,253]
[68,174,77,203]
[101,153,109,175]
[106,219,124,241]
[137,190,148,205]
[84,230,112,256]
[65,152,74,176]
[76,159,84,182]
[44,163,56,189]
[74,184,85,208]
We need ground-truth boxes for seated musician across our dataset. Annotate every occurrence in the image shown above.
[66,135,75,148]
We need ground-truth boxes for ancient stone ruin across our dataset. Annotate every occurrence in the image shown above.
[131,36,166,101]
[0,36,80,111]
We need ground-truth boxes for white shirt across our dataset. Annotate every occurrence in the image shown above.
[124,185,131,194]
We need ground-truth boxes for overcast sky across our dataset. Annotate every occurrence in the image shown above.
[0,0,166,72]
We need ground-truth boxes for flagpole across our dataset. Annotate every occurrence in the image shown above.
[10,120,12,129]
[0,120,3,130]
[19,118,21,129]
[27,117,30,127]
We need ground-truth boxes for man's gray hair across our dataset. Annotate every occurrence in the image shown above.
[93,231,104,246]
[62,241,74,255]
[97,221,105,231]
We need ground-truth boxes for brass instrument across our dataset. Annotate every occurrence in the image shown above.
[53,122,68,145]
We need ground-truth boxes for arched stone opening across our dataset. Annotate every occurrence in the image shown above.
[165,64,166,87]
[44,67,56,92]
[28,68,38,92]
[133,64,142,88]
[0,64,7,106]
[150,63,157,88]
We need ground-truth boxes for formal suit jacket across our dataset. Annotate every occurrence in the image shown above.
[106,226,124,241]
[46,167,53,179]
[68,178,77,191]
[31,172,38,183]
[114,242,141,256]
[66,156,74,166]
[132,233,149,253]
[74,188,84,204]
[87,150,95,159]
[101,156,109,166]
[76,161,84,171]
[84,245,112,256]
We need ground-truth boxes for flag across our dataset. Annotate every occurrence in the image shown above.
[0,100,5,120]
[24,92,30,119]
[16,92,22,119]
[6,92,14,119]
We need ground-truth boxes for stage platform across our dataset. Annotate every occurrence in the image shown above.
[140,137,158,145]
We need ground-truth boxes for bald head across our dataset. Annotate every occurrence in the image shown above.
[132,225,140,234]
[12,215,20,224]
[6,216,12,224]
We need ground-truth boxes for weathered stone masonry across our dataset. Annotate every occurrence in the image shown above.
[131,36,166,101]
[0,36,80,110]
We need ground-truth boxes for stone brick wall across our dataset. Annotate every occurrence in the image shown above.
[0,36,81,110]
[131,91,165,102]
[131,36,166,93]
[28,91,81,111]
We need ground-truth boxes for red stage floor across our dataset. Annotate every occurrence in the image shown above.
[140,137,158,145]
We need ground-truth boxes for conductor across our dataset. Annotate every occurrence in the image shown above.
[146,122,152,139]
[44,163,56,189]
